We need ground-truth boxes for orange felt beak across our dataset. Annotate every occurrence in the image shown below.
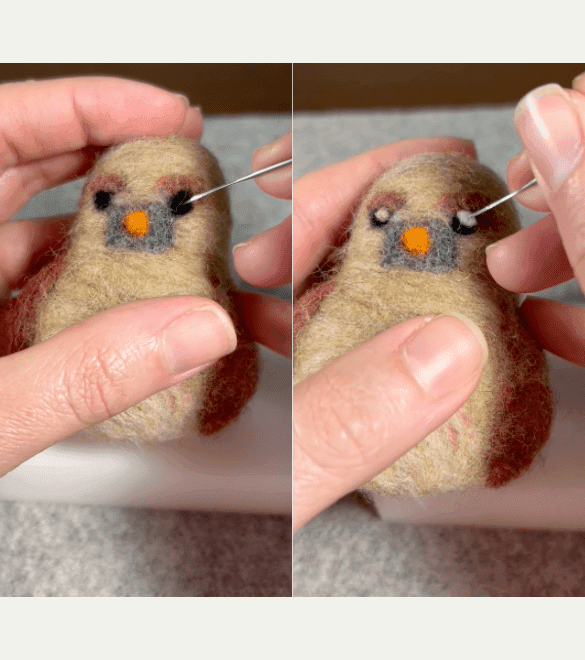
[401,227,430,255]
[123,211,149,237]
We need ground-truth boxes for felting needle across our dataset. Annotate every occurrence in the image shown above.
[466,177,538,220]
[187,158,293,204]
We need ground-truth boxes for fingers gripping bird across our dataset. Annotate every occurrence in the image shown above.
[293,153,552,496]
[1,136,258,443]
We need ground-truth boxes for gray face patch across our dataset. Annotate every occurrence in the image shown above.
[379,218,460,273]
[105,203,177,253]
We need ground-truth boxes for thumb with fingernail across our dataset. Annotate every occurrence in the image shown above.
[514,83,585,287]
[0,297,237,476]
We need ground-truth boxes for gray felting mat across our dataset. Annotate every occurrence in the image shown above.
[292,106,585,597]
[0,503,291,597]
[293,496,585,597]
[0,113,291,597]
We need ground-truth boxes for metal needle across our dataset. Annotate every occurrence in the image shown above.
[467,177,538,220]
[187,158,292,204]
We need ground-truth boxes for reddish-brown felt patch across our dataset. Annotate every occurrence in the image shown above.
[293,276,338,342]
[89,174,125,193]
[368,192,406,212]
[486,319,553,488]
[157,175,205,196]
[446,424,459,452]
[0,250,68,356]
[486,376,553,488]
[198,291,259,436]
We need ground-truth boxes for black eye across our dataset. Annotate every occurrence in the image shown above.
[169,189,193,216]
[451,212,478,236]
[370,207,393,228]
[94,190,112,211]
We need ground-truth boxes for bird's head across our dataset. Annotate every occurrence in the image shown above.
[76,136,230,256]
[346,153,520,276]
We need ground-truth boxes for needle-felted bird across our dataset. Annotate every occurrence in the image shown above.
[2,135,258,442]
[294,152,553,496]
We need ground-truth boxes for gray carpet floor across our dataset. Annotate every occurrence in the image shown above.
[293,497,585,597]
[0,502,291,597]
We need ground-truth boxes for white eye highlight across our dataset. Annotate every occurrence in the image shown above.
[374,208,391,222]
[456,210,477,228]
[370,207,395,227]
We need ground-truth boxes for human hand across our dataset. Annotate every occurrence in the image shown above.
[486,78,585,367]
[0,76,240,476]
[233,131,292,358]
[293,138,488,531]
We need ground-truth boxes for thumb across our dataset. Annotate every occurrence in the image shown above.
[514,83,585,290]
[0,297,236,475]
[293,314,487,531]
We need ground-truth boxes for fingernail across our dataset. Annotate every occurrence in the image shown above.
[254,136,285,162]
[175,93,190,108]
[485,240,499,254]
[508,149,525,171]
[572,72,585,88]
[514,83,584,191]
[232,241,249,254]
[484,237,509,257]
[507,149,540,189]
[160,306,237,377]
[401,313,488,399]
[254,140,280,158]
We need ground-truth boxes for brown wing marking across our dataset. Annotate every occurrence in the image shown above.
[486,332,553,488]
[293,275,338,344]
[198,291,259,436]
[0,250,68,357]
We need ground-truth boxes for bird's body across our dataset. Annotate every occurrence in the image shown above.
[4,136,258,442]
[294,153,552,496]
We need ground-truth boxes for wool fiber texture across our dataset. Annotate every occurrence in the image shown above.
[2,136,258,443]
[293,153,553,496]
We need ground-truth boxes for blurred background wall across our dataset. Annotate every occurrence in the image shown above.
[0,63,292,114]
[293,63,585,109]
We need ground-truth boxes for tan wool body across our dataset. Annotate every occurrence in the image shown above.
[294,153,552,496]
[32,136,257,443]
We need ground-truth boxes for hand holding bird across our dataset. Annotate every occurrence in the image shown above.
[0,77,239,475]
[293,138,553,531]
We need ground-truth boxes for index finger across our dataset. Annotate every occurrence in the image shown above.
[293,137,477,291]
[0,77,203,220]
[0,76,202,168]
[252,131,292,200]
